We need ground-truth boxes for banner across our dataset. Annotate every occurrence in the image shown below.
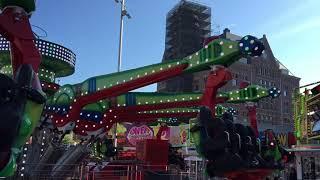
[115,123,154,147]
[126,124,154,146]
[170,124,191,147]
[258,131,296,147]
[116,123,196,148]
[152,125,170,140]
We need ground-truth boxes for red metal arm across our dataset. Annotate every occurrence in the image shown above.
[240,82,259,137]
[0,7,41,172]
[53,66,232,137]
[247,104,258,137]
[66,64,188,125]
[70,67,231,137]
[201,66,232,116]
[0,8,40,74]
[0,8,41,89]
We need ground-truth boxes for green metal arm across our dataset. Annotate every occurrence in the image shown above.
[47,84,276,113]
[48,37,244,107]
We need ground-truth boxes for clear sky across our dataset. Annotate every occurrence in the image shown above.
[30,0,320,91]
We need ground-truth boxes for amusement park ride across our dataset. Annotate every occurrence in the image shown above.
[284,82,320,179]
[0,0,288,179]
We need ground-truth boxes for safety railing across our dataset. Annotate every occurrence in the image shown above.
[14,163,83,180]
[87,164,209,180]
[13,163,210,180]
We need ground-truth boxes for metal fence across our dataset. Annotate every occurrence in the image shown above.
[10,163,211,180]
[13,163,83,180]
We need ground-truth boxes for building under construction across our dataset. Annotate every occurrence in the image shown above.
[158,0,211,92]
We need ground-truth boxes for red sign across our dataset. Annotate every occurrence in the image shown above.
[127,125,154,146]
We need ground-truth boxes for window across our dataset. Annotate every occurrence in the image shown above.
[232,79,237,86]
[262,52,267,59]
[259,79,263,85]
[204,77,208,83]
[243,118,248,123]
[283,118,290,123]
[239,58,248,64]
[194,85,199,91]
[193,80,199,91]
[284,91,287,96]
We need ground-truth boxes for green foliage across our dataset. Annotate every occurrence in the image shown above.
[61,133,76,144]
[116,123,127,134]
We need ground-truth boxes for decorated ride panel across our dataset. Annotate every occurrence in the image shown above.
[294,88,320,140]
[306,93,320,140]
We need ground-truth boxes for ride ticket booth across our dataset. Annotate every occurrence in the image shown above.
[287,145,320,180]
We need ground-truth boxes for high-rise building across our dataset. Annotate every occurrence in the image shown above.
[193,29,300,133]
[158,0,211,92]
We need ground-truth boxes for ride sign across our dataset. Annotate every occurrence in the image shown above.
[127,125,154,146]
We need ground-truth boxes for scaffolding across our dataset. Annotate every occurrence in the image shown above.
[160,0,211,93]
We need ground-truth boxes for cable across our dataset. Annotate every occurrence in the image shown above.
[299,81,320,89]
[31,25,48,38]
[275,58,295,77]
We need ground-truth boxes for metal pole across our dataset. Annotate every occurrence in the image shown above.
[117,0,125,72]
[195,160,198,180]
[114,0,126,148]
[127,165,130,180]
[296,153,302,180]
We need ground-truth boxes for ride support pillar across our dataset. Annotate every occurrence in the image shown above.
[246,102,259,137]
[201,66,232,116]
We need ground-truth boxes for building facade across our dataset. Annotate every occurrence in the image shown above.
[158,1,300,133]
[192,29,300,133]
[158,0,211,92]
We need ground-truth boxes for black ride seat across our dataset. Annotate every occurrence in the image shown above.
[0,65,45,152]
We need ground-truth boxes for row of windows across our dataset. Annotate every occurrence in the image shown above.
[221,111,291,126]
[283,101,291,114]
[257,117,289,125]
[258,79,275,87]
[283,118,291,123]
[232,73,249,81]
[257,67,278,78]
[283,107,291,114]
[258,114,273,122]
[258,102,278,110]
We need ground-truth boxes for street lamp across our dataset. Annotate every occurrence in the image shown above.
[114,0,131,148]
[115,0,131,72]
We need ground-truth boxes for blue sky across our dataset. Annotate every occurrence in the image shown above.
[30,0,320,91]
